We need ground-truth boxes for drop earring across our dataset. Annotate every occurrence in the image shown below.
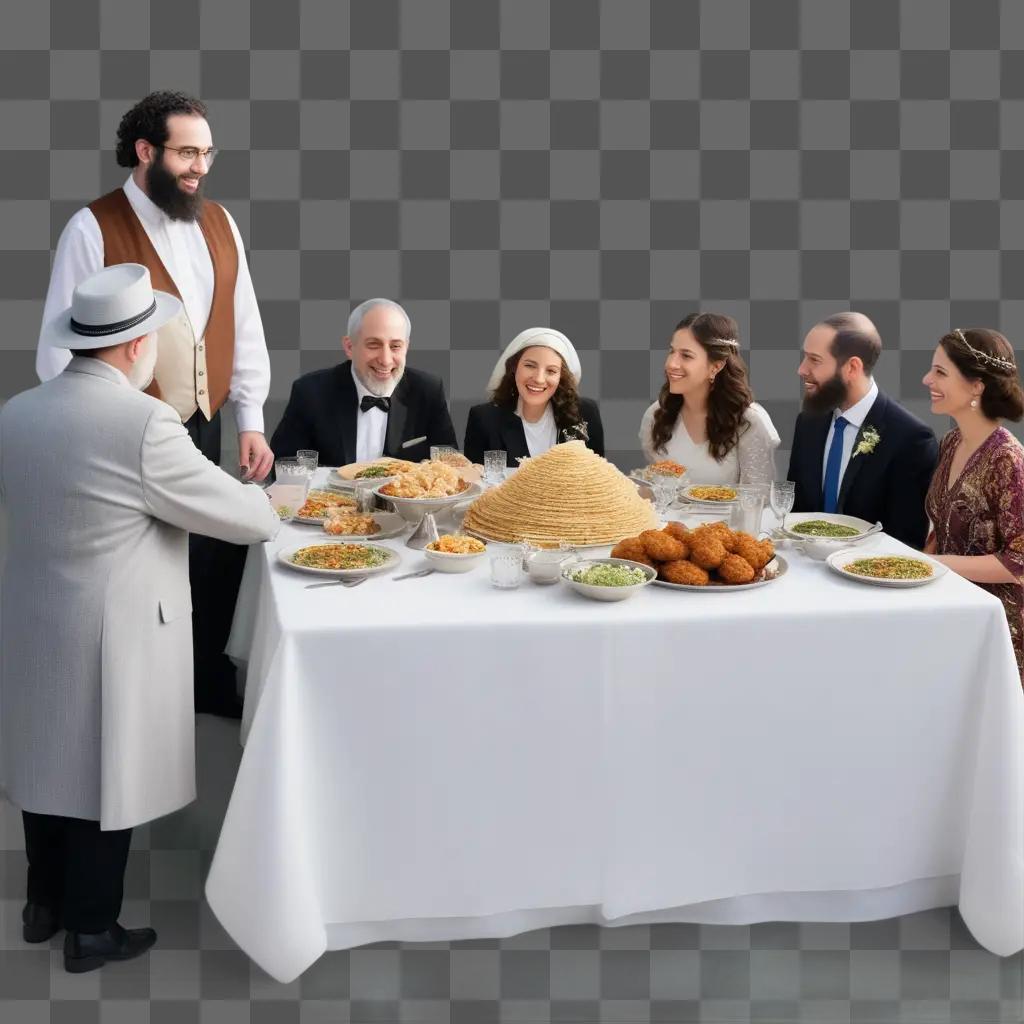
[970,398,978,409]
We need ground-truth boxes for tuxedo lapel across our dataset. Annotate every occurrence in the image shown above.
[384,375,410,457]
[838,392,886,511]
[335,363,359,465]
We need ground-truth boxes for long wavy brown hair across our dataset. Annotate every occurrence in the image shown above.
[649,313,755,461]
[491,349,584,437]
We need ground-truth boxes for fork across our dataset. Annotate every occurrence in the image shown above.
[392,568,435,582]
[304,577,368,589]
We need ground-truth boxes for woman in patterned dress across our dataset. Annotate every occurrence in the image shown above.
[923,328,1024,682]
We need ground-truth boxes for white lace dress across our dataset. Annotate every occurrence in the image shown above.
[638,401,781,486]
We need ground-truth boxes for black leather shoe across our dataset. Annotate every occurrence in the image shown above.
[22,903,61,944]
[64,923,157,973]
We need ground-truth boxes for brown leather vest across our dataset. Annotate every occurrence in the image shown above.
[89,189,238,420]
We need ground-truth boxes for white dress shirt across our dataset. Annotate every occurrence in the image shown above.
[36,176,271,434]
[517,402,558,458]
[821,377,879,489]
[352,366,390,463]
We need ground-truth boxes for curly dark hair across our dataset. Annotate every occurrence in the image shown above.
[115,91,208,168]
[491,349,583,437]
[938,327,1024,422]
[649,312,755,461]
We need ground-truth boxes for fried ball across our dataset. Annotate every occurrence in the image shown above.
[640,529,687,562]
[662,521,690,542]
[758,538,775,567]
[732,533,772,571]
[702,520,739,551]
[688,534,727,570]
[659,559,710,586]
[717,553,756,585]
[611,537,647,562]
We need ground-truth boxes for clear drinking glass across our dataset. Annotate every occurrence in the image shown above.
[769,480,796,528]
[489,544,524,589]
[296,449,319,475]
[275,458,311,492]
[483,449,507,485]
[430,445,455,463]
[353,478,378,514]
[730,485,766,535]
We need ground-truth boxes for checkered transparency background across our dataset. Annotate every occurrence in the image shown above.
[1,2,1023,1022]
[3,0,1024,470]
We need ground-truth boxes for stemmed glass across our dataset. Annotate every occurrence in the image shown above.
[769,480,796,530]
[649,470,681,519]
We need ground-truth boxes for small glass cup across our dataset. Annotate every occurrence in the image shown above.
[730,485,766,536]
[296,449,319,476]
[489,544,525,589]
[353,478,378,515]
[275,458,311,493]
[483,449,507,485]
[430,445,455,463]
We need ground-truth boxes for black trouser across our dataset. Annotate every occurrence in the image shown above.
[22,811,132,934]
[183,410,248,710]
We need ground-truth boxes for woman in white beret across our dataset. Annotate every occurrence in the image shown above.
[464,328,605,465]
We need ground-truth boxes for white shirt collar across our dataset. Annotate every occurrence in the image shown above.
[834,377,878,429]
[515,400,555,429]
[123,174,167,229]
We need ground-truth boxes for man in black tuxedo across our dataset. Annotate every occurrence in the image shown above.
[270,298,457,466]
[787,311,938,548]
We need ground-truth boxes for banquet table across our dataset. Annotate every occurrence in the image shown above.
[205,474,1024,983]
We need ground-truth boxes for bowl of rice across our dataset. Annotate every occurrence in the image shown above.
[423,534,488,573]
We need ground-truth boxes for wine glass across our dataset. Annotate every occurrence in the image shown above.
[649,471,680,519]
[769,480,796,530]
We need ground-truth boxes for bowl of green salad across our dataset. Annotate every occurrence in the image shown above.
[782,513,879,543]
[561,558,657,602]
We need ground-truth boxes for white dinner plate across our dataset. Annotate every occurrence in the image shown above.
[825,550,947,588]
[652,555,788,592]
[277,541,401,578]
[678,484,740,508]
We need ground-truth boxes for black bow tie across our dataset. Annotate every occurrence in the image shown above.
[360,395,391,414]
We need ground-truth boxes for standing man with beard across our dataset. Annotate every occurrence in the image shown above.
[787,311,939,548]
[270,297,457,465]
[37,92,273,719]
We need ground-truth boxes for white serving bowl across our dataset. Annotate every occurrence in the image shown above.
[373,481,482,523]
[560,558,656,602]
[422,545,487,573]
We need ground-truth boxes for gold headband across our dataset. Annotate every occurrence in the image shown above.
[953,328,1017,374]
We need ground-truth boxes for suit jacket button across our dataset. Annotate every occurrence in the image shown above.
[199,389,205,395]
[198,370,204,376]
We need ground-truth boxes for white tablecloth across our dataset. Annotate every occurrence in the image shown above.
[206,479,1024,982]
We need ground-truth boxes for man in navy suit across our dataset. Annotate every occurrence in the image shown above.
[270,298,457,467]
[787,312,938,548]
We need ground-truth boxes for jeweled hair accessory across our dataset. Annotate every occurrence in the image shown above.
[953,328,1017,374]
[710,336,740,348]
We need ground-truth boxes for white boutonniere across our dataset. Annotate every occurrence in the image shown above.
[853,426,881,458]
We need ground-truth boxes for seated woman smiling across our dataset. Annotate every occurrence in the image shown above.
[464,328,605,466]
[640,312,779,486]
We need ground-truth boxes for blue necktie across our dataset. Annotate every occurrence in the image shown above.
[822,416,848,513]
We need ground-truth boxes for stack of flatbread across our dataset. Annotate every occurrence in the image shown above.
[463,441,657,547]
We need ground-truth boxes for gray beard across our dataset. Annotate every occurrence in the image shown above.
[355,365,404,398]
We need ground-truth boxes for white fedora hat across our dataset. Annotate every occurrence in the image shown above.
[41,263,182,351]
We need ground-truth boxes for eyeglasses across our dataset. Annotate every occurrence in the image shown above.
[159,145,218,167]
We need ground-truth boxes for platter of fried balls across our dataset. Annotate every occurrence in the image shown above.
[610,520,783,590]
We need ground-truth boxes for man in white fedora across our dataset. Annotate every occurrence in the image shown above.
[0,263,280,973]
